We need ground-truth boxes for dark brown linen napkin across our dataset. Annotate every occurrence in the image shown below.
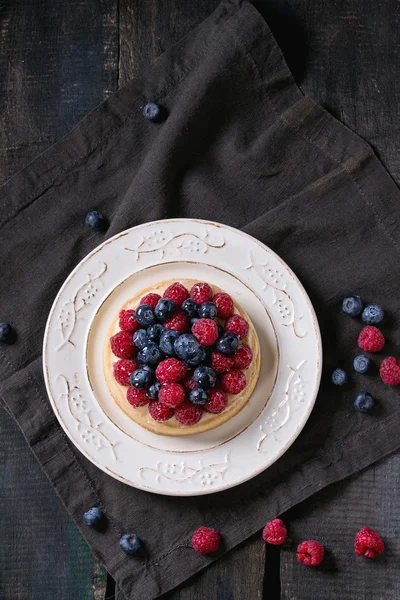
[1,1,400,597]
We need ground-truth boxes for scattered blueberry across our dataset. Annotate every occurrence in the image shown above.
[193,366,217,389]
[331,368,348,386]
[159,330,180,356]
[354,391,375,413]
[147,323,164,342]
[119,533,144,555]
[85,210,108,232]
[181,298,198,317]
[147,381,162,400]
[135,304,156,327]
[353,354,371,374]
[362,303,384,325]
[155,298,175,322]
[216,332,240,355]
[186,346,207,367]
[342,295,363,317]
[83,507,103,526]
[136,342,162,365]
[130,368,153,389]
[198,302,217,319]
[143,102,161,121]
[0,322,11,343]
[133,329,149,350]
[189,388,208,405]
[174,333,202,362]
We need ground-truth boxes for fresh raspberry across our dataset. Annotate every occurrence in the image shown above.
[118,309,140,333]
[354,527,384,558]
[164,311,189,333]
[204,389,228,414]
[191,527,221,554]
[210,351,234,373]
[358,326,385,352]
[380,356,400,385]
[126,387,149,407]
[262,519,288,545]
[225,315,249,339]
[175,400,203,425]
[159,383,185,407]
[192,318,218,346]
[140,293,161,309]
[113,359,137,386]
[163,282,189,305]
[110,331,136,359]
[148,401,174,422]
[232,344,253,370]
[221,370,246,394]
[213,292,234,319]
[296,540,324,566]
[183,374,198,390]
[190,282,213,305]
[156,358,187,383]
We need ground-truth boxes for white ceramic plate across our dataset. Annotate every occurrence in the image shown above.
[43,219,322,496]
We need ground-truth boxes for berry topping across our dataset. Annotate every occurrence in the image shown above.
[155,298,176,322]
[193,366,217,389]
[192,527,221,554]
[342,295,363,317]
[159,329,180,356]
[181,298,198,317]
[190,282,213,305]
[354,527,384,558]
[174,333,203,363]
[192,318,219,346]
[164,311,189,333]
[353,354,371,374]
[118,309,140,333]
[380,356,400,385]
[183,374,198,390]
[133,329,149,350]
[136,342,162,366]
[362,303,384,325]
[232,344,253,370]
[163,282,189,305]
[130,368,153,389]
[119,533,144,555]
[331,368,347,386]
[110,331,136,359]
[140,293,161,309]
[262,519,287,545]
[159,383,185,407]
[221,370,246,394]
[148,401,174,421]
[83,507,103,526]
[216,332,240,355]
[198,302,217,319]
[156,358,187,383]
[147,323,164,341]
[225,315,249,339]
[175,401,203,425]
[126,387,149,407]
[135,304,156,327]
[296,540,324,566]
[0,322,11,343]
[213,292,234,319]
[354,391,375,413]
[358,326,385,352]
[204,389,228,414]
[210,351,235,373]
[113,359,137,386]
[85,210,108,232]
[147,381,162,400]
[189,388,208,406]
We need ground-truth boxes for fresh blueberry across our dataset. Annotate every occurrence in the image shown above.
[354,391,375,413]
[342,295,363,317]
[143,102,161,121]
[159,329,180,356]
[147,381,162,400]
[198,302,217,319]
[216,332,240,355]
[189,388,208,405]
[331,368,348,386]
[174,334,202,363]
[85,210,108,232]
[154,298,175,322]
[135,304,156,326]
[83,507,103,526]
[193,366,217,389]
[353,354,371,374]
[119,533,144,555]
[186,346,207,367]
[181,298,198,318]
[133,329,149,350]
[362,303,384,325]
[147,323,164,342]
[130,368,153,389]
[137,342,162,365]
[0,322,11,343]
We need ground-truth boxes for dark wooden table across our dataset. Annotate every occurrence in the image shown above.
[1,2,400,598]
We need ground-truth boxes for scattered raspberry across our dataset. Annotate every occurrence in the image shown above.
[140,293,161,309]
[113,359,137,386]
[118,309,140,333]
[225,315,249,339]
[126,387,149,407]
[183,374,198,390]
[354,527,384,559]
[204,389,228,414]
[191,527,221,554]
[163,282,189,305]
[110,331,136,359]
[296,540,324,566]
[233,344,253,370]
[380,356,400,385]
[192,318,218,346]
[158,383,185,407]
[221,370,247,394]
[262,519,287,545]
[210,351,234,373]
[190,282,213,305]
[213,292,234,319]
[148,401,174,422]
[164,311,189,333]
[175,400,203,425]
[358,326,385,352]
[156,358,187,383]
